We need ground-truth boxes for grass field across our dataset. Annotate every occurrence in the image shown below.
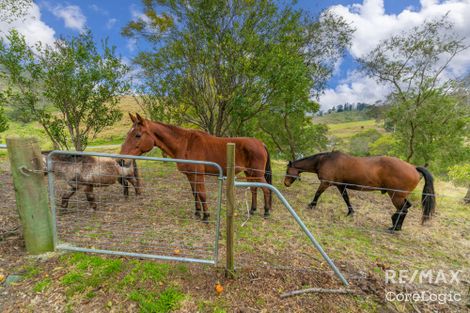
[0,96,143,148]
[1,146,469,312]
[0,102,469,312]
[312,111,372,124]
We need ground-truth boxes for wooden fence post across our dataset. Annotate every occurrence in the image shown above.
[6,136,54,254]
[225,143,235,278]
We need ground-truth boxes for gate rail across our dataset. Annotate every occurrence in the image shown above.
[234,181,349,286]
[47,150,224,265]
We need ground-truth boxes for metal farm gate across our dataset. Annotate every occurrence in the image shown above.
[0,139,348,286]
[46,150,224,265]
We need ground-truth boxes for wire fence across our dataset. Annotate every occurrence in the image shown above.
[45,151,224,264]
[1,148,469,308]
[231,166,469,304]
[0,144,20,243]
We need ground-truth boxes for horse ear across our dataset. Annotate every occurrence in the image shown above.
[129,113,136,123]
[135,113,145,125]
[288,161,292,166]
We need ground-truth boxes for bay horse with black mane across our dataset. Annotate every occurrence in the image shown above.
[284,151,436,231]
[120,113,272,221]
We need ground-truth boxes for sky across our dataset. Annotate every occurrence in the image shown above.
[1,0,469,110]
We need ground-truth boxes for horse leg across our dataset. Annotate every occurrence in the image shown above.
[61,185,77,208]
[307,182,329,210]
[245,170,258,214]
[249,187,258,215]
[186,173,202,218]
[336,185,354,216]
[84,185,97,210]
[261,184,272,218]
[249,171,272,218]
[121,177,130,198]
[195,174,210,222]
[389,194,412,231]
[127,177,141,196]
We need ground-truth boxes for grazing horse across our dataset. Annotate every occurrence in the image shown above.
[120,113,272,221]
[284,151,436,231]
[45,154,141,210]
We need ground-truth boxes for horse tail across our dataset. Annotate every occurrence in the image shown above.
[416,166,436,224]
[264,145,272,185]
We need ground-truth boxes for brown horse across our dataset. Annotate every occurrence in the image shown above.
[284,151,436,231]
[120,113,272,221]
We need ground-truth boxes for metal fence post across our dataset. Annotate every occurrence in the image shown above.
[6,137,54,254]
[226,143,235,278]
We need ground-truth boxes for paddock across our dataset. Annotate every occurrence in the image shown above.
[0,143,469,312]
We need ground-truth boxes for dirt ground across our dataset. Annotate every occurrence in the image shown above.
[1,157,469,312]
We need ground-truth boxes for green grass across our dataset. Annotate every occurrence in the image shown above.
[33,277,52,293]
[327,119,384,139]
[20,263,41,279]
[120,260,170,287]
[60,253,124,298]
[129,287,185,313]
[312,110,372,124]
[54,253,188,311]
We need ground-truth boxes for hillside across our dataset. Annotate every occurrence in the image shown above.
[312,110,372,124]
[0,96,143,148]
[312,111,387,152]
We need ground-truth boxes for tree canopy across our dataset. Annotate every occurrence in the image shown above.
[359,16,469,168]
[0,30,130,150]
[123,0,352,158]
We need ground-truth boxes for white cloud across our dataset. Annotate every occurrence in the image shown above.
[126,38,137,52]
[47,3,86,32]
[320,71,391,110]
[319,0,470,110]
[89,4,108,16]
[0,2,55,46]
[106,18,117,29]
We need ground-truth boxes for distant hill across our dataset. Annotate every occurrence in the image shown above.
[312,110,373,124]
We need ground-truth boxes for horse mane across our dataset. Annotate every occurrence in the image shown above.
[153,120,216,138]
[292,151,342,165]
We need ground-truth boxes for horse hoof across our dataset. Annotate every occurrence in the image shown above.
[347,211,355,217]
[263,212,270,218]
[306,204,315,210]
[249,208,257,215]
[387,227,400,233]
[195,211,201,218]
[202,213,210,223]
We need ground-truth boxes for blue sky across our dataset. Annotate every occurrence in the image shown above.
[1,0,469,109]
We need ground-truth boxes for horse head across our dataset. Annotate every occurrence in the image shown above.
[284,160,301,187]
[120,113,155,158]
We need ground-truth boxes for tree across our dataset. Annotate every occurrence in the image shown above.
[0,0,32,130]
[369,133,398,156]
[0,0,31,23]
[359,16,468,163]
[0,30,130,150]
[387,91,468,170]
[349,129,381,156]
[0,95,7,133]
[123,0,352,157]
[259,111,328,160]
[448,163,470,204]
